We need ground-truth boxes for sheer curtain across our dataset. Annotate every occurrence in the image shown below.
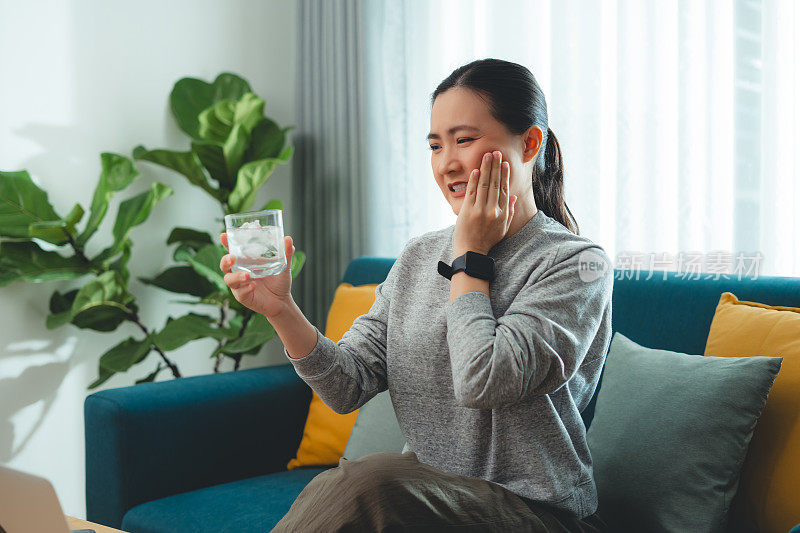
[362,0,800,277]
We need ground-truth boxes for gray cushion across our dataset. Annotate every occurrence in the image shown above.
[586,332,782,533]
[343,390,407,460]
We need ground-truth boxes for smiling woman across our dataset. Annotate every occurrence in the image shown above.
[271,58,613,533]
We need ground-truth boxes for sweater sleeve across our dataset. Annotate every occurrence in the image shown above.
[445,244,613,410]
[284,242,411,415]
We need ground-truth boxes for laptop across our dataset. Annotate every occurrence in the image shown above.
[0,464,94,533]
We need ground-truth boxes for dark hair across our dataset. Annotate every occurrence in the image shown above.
[430,58,579,235]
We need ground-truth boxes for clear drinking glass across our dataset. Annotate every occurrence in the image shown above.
[223,209,287,278]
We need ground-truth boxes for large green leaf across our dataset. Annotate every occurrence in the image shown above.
[46,288,79,329]
[132,145,222,201]
[198,100,235,143]
[72,270,132,309]
[0,240,89,286]
[109,182,173,256]
[217,313,276,354]
[152,313,237,352]
[290,249,306,279]
[193,124,254,192]
[170,73,251,140]
[46,311,73,330]
[28,203,85,245]
[228,145,294,213]
[67,270,136,332]
[71,303,136,332]
[258,199,284,211]
[109,238,133,284]
[0,170,61,238]
[77,153,140,247]
[233,93,266,135]
[193,243,228,274]
[173,243,227,292]
[222,123,250,178]
[192,93,267,186]
[166,227,213,251]
[198,92,265,143]
[245,120,289,162]
[191,141,232,189]
[49,288,78,314]
[138,265,217,297]
[100,336,152,372]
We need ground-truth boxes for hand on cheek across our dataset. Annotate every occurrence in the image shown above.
[452,150,517,258]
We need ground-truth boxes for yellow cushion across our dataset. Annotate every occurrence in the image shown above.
[286,283,379,470]
[704,292,800,532]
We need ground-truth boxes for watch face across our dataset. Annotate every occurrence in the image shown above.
[464,251,495,279]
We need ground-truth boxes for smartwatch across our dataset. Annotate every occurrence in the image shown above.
[437,251,496,282]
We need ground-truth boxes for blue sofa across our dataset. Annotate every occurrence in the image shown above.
[84,257,800,532]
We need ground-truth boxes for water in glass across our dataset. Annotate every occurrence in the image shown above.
[224,210,287,278]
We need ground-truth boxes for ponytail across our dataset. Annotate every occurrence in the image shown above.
[532,127,580,235]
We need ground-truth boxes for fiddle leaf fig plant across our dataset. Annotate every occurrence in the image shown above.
[0,72,305,390]
[132,71,305,380]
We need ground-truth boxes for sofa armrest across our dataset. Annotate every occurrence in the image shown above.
[85,363,311,529]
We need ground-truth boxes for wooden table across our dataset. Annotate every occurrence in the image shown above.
[66,515,127,532]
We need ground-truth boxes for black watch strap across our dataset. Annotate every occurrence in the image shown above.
[437,260,454,279]
[438,251,495,281]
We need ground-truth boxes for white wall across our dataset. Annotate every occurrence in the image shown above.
[0,0,297,518]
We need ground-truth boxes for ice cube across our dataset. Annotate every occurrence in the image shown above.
[242,241,270,258]
[239,220,262,229]
[227,223,280,259]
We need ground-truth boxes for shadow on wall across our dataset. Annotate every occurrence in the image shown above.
[0,283,85,463]
[0,359,69,462]
[0,272,87,461]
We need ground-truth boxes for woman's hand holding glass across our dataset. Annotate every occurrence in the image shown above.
[219,233,296,318]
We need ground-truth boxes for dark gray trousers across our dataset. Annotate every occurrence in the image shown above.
[272,451,607,532]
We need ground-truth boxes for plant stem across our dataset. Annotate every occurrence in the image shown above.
[231,312,252,371]
[213,301,230,372]
[239,312,253,332]
[65,233,100,272]
[130,314,182,378]
[213,347,223,372]
[220,300,230,328]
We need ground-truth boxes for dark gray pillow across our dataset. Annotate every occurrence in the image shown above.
[343,390,406,460]
[586,332,782,533]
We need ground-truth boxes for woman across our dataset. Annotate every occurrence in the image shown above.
[220,58,612,532]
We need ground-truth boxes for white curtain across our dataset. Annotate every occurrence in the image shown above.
[362,0,800,277]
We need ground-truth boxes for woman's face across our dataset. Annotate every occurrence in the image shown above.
[428,87,542,216]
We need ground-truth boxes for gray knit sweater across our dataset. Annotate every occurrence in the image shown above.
[284,209,614,519]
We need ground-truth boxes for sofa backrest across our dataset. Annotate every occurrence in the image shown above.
[342,257,800,429]
[609,270,800,354]
[341,257,396,287]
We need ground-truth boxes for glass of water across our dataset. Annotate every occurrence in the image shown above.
[223,209,287,278]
